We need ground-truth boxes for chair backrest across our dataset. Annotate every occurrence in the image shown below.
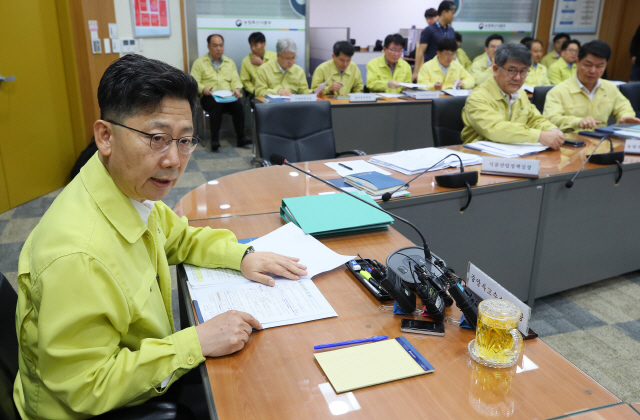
[431,96,467,147]
[0,273,19,381]
[254,101,337,163]
[532,85,554,114]
[619,82,640,117]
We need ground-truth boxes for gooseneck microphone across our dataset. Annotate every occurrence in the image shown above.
[269,153,433,261]
[566,136,624,188]
[381,153,479,202]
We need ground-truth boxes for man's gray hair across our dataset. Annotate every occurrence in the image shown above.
[276,38,297,54]
[494,43,532,68]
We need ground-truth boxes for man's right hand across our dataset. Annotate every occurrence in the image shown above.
[328,81,343,92]
[387,80,401,89]
[539,129,565,150]
[277,88,292,96]
[433,81,443,91]
[578,116,602,129]
[250,55,264,66]
[203,87,213,96]
[195,310,262,357]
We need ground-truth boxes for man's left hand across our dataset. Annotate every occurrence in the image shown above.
[241,252,308,286]
[233,88,242,99]
[619,116,640,124]
[250,55,264,66]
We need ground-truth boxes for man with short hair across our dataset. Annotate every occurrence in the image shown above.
[311,41,363,95]
[541,33,570,68]
[469,34,504,86]
[413,1,457,81]
[366,33,412,93]
[544,40,639,133]
[240,32,277,96]
[418,38,474,90]
[190,34,251,151]
[462,43,564,149]
[13,54,307,419]
[548,39,580,84]
[254,38,311,97]
[524,39,551,86]
[424,8,438,26]
[454,31,472,70]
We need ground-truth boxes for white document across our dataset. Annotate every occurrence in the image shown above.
[265,94,289,99]
[103,38,111,54]
[369,148,483,175]
[314,75,333,95]
[324,160,392,177]
[442,89,472,97]
[522,84,534,93]
[191,278,337,328]
[108,23,118,39]
[452,79,461,89]
[464,141,548,158]
[609,80,626,87]
[319,188,410,200]
[111,39,121,53]
[615,130,640,138]
[398,82,428,88]
[376,93,404,98]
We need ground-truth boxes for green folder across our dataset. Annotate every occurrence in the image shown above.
[280,192,394,237]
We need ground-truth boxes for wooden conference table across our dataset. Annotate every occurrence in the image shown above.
[176,135,640,303]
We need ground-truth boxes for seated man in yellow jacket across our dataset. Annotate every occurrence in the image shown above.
[190,34,251,152]
[455,31,472,70]
[254,37,311,97]
[418,38,474,90]
[13,54,307,420]
[311,40,364,95]
[366,33,412,93]
[469,34,504,86]
[524,39,551,86]
[544,40,639,133]
[240,31,277,96]
[541,33,570,69]
[548,39,580,84]
[462,43,565,150]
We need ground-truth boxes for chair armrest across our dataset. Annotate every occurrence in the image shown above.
[336,150,367,158]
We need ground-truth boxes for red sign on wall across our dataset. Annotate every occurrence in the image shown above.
[132,0,170,37]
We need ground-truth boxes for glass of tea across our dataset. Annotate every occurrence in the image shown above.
[468,299,523,368]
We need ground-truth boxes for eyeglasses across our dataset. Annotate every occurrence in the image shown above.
[387,48,403,54]
[566,48,579,54]
[440,52,456,58]
[500,67,529,79]
[107,120,200,154]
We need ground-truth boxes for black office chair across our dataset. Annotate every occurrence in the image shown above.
[431,96,467,147]
[532,85,554,114]
[373,40,383,52]
[619,82,640,117]
[254,101,365,165]
[0,272,19,420]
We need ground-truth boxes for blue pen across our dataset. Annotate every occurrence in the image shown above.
[314,336,388,350]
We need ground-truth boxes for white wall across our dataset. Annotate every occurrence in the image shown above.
[308,0,440,48]
[113,0,184,70]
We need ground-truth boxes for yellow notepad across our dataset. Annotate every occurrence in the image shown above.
[314,337,434,393]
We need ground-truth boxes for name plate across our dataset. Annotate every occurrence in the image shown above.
[466,262,531,335]
[290,94,318,102]
[624,139,640,154]
[402,90,440,100]
[349,93,378,103]
[481,157,540,178]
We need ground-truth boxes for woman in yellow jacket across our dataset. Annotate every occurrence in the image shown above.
[418,38,475,90]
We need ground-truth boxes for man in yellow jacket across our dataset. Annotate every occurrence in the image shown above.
[524,39,551,86]
[470,34,504,86]
[240,32,277,96]
[311,40,364,95]
[455,32,472,70]
[13,54,307,420]
[418,38,474,90]
[254,38,311,97]
[190,34,251,151]
[366,33,412,93]
[544,40,639,133]
[462,43,564,149]
[541,33,570,69]
[548,39,580,85]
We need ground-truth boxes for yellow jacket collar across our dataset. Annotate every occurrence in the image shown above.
[328,60,353,77]
[81,153,148,244]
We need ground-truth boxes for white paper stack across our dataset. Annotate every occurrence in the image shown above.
[368,148,483,175]
[442,89,472,97]
[464,141,548,158]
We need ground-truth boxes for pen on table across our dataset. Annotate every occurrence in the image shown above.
[339,163,353,171]
[314,336,388,350]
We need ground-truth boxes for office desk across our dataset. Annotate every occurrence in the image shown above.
[557,403,640,419]
[175,137,640,303]
[178,213,620,419]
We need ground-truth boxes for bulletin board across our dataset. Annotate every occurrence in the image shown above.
[131,0,171,37]
[553,0,602,34]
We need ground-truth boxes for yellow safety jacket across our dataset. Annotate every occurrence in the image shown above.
[311,59,364,95]
[541,51,560,69]
[365,55,412,93]
[190,54,243,96]
[240,50,277,95]
[457,48,472,70]
[548,59,577,85]
[254,59,311,96]
[417,57,475,90]
[525,63,551,87]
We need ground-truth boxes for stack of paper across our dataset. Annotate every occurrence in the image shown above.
[324,160,392,177]
[184,223,352,328]
[344,171,407,196]
[442,89,472,97]
[464,141,548,158]
[369,148,483,175]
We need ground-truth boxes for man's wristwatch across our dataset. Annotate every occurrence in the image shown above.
[242,246,255,260]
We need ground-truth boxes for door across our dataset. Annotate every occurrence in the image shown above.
[0,1,77,211]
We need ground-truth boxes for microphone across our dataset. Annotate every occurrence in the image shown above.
[269,153,433,261]
[566,136,624,188]
[381,154,478,205]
